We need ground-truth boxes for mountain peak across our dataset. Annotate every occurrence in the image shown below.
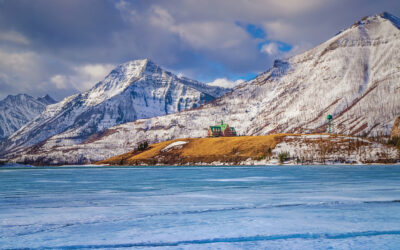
[379,12,400,28]
[37,94,56,105]
[113,58,149,76]
[353,12,400,29]
[83,59,165,107]
[1,57,230,154]
[2,93,30,103]
[105,58,165,80]
[142,59,165,75]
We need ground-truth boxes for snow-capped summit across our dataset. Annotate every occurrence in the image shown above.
[1,59,229,154]
[81,58,227,107]
[0,94,55,140]
[85,59,149,106]
[349,12,398,27]
[346,11,400,35]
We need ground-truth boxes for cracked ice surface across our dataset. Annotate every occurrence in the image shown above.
[1,165,400,249]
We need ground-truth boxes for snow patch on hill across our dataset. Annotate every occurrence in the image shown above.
[162,141,188,152]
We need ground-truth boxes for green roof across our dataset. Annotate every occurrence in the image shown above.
[210,126,221,131]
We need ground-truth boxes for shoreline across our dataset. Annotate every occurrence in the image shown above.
[2,162,400,169]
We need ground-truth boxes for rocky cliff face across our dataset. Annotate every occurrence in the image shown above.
[0,94,56,140]
[4,12,400,164]
[1,59,229,155]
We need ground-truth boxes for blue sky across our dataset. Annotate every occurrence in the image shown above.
[0,0,399,100]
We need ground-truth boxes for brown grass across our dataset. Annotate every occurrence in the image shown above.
[97,134,287,165]
[96,133,400,166]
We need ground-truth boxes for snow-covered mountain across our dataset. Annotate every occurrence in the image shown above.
[4,12,400,164]
[36,94,57,105]
[0,94,56,141]
[0,59,229,155]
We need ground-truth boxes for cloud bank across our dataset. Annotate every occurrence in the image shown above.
[0,0,399,100]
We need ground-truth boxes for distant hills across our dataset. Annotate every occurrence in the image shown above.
[1,12,400,165]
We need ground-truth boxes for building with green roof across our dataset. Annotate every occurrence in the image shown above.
[207,121,237,137]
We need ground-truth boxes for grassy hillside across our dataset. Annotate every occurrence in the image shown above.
[97,134,399,165]
[97,134,286,165]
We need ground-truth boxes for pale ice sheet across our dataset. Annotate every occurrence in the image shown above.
[1,165,400,249]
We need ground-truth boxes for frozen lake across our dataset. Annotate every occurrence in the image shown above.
[1,165,400,249]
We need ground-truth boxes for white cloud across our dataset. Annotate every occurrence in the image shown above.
[0,50,37,73]
[260,42,279,55]
[2,0,389,101]
[0,49,46,98]
[149,5,174,27]
[179,22,247,50]
[263,0,327,15]
[162,0,329,21]
[50,75,69,89]
[50,63,115,91]
[149,5,249,50]
[207,78,244,88]
[260,41,312,58]
[74,64,115,90]
[0,30,30,45]
[0,47,117,100]
[262,20,297,41]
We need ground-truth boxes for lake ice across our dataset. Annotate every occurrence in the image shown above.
[1,165,400,249]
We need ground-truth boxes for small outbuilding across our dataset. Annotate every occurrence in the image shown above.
[207,121,237,137]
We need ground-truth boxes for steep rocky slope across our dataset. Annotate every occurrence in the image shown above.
[0,94,55,140]
[1,59,229,155]
[5,12,400,164]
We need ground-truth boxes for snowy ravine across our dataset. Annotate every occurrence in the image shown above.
[0,59,229,155]
[0,94,55,141]
[5,12,400,164]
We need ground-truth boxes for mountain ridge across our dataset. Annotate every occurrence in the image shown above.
[0,94,56,141]
[1,59,229,155]
[37,94,57,105]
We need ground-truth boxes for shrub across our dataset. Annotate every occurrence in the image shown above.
[388,137,400,150]
[137,141,149,151]
[231,146,239,154]
[278,151,290,164]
